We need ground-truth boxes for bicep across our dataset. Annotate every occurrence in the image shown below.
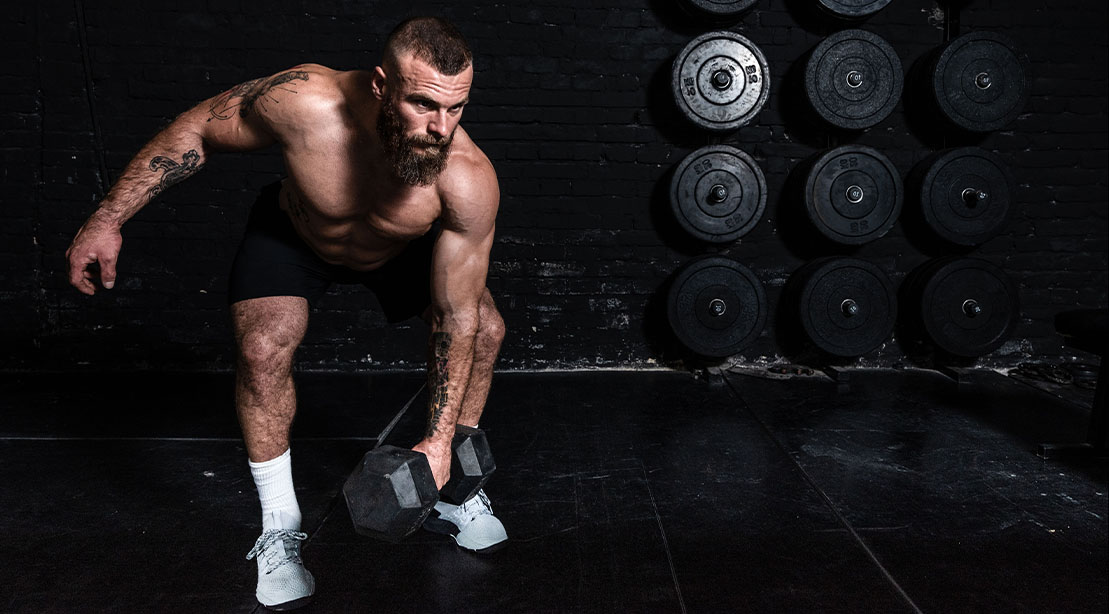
[429,226,495,320]
[194,99,275,152]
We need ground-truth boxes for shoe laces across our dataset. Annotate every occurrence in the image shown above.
[456,490,493,520]
[245,529,308,575]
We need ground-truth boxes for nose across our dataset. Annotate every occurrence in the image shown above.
[427,110,450,141]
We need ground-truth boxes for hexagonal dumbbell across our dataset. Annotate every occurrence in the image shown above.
[342,445,438,542]
[343,426,497,541]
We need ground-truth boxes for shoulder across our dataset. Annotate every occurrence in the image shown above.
[437,128,500,234]
[237,64,347,126]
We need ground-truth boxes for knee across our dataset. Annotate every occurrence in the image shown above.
[477,299,506,353]
[236,329,298,378]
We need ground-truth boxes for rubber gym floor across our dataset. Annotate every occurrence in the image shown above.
[1,368,1105,613]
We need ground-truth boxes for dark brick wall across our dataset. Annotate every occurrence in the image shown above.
[4,0,1106,372]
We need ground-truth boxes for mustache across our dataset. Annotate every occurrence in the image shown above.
[407,134,451,148]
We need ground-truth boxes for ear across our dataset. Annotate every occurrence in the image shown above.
[371,65,387,101]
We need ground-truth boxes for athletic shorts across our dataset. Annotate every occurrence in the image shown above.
[228,181,438,323]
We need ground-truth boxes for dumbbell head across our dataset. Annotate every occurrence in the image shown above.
[440,425,497,504]
[343,445,439,542]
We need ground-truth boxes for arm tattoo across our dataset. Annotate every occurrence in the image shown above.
[147,149,202,197]
[426,332,452,438]
[207,70,310,121]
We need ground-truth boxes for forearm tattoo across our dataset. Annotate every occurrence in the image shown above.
[426,332,452,438]
[147,149,202,197]
[207,70,310,121]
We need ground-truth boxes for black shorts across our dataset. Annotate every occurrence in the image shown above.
[228,182,438,323]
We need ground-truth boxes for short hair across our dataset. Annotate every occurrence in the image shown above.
[384,17,472,76]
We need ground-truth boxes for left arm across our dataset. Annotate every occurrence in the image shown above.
[415,154,499,487]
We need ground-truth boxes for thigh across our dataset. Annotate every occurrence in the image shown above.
[231,296,310,359]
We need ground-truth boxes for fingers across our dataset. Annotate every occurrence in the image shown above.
[67,250,117,295]
[66,223,123,295]
[67,251,97,295]
[100,253,117,290]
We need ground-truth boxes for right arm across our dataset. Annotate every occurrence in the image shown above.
[66,66,315,294]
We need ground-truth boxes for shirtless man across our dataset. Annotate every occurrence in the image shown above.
[65,17,506,611]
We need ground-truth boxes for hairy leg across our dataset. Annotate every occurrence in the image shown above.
[232,296,310,463]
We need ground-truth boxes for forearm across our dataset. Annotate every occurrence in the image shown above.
[93,108,210,228]
[425,318,479,446]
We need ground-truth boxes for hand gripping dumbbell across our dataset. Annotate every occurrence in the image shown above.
[343,425,496,541]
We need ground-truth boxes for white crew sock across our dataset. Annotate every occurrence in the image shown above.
[249,448,303,531]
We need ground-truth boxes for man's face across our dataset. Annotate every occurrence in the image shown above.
[376,54,473,186]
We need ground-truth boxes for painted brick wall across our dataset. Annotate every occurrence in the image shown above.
[4,0,1106,372]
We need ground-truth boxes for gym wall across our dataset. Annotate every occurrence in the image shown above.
[3,0,1106,372]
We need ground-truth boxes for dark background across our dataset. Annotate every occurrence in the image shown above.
[3,0,1106,372]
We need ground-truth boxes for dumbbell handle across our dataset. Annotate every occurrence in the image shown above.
[441,424,497,504]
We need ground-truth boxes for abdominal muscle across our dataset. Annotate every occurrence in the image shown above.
[277,178,437,272]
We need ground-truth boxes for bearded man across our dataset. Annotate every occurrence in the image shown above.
[65,17,506,610]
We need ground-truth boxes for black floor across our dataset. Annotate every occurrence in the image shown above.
[1,368,1106,613]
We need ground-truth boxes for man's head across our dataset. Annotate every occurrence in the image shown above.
[374,17,474,186]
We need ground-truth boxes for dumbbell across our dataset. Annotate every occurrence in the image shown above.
[343,425,496,542]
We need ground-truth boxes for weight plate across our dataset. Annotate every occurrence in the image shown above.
[795,257,896,357]
[670,145,767,243]
[931,31,1028,132]
[919,147,1014,246]
[816,0,892,19]
[681,0,758,18]
[671,31,771,131]
[667,256,767,358]
[919,257,1018,357]
[804,29,903,130]
[803,145,903,245]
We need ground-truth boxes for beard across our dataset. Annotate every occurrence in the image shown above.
[377,98,455,186]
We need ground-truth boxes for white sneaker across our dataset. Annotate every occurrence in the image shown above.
[423,489,508,553]
[246,526,315,610]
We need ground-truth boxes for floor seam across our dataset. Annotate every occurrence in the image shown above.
[721,373,926,614]
[640,462,688,614]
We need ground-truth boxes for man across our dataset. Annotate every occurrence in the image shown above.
[65,17,506,611]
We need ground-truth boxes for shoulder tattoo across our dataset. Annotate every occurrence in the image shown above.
[207,70,310,121]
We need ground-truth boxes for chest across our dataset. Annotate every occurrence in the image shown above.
[283,140,442,241]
